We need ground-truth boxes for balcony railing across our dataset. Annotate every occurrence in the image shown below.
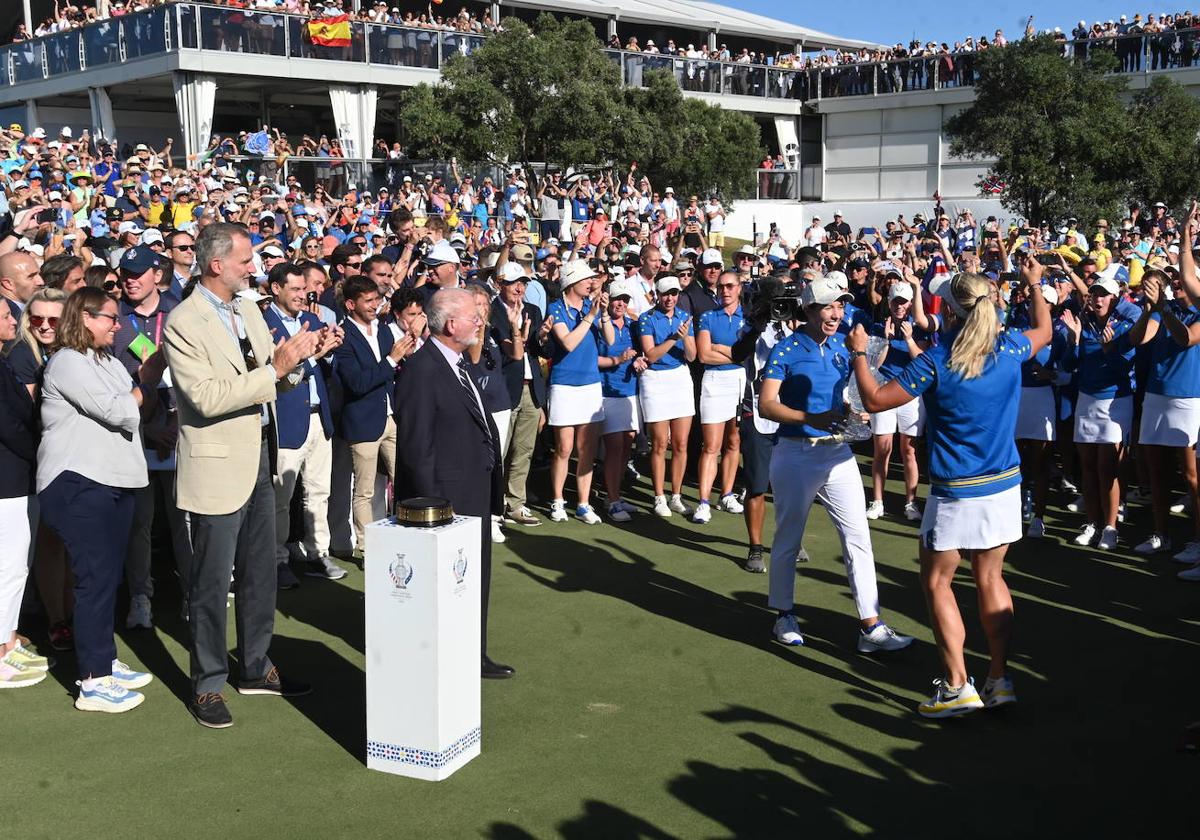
[3,3,1200,104]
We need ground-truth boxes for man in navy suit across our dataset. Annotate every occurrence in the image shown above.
[0,252,43,352]
[264,264,346,586]
[394,288,514,680]
[333,275,414,552]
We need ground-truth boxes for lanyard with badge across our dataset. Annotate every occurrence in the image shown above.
[127,312,164,360]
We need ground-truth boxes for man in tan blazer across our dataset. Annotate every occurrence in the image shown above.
[164,223,337,729]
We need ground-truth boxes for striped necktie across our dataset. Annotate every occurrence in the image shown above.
[456,357,493,445]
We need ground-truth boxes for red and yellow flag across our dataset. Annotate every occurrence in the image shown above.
[308,14,351,48]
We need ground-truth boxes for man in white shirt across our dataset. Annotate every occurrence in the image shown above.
[803,216,828,247]
[704,196,726,248]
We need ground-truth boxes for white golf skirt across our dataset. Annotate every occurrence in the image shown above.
[1074,393,1132,444]
[639,364,695,423]
[869,395,924,437]
[699,367,746,425]
[920,484,1023,552]
[1015,386,1056,441]
[601,395,641,435]
[1139,392,1200,447]
[547,382,605,427]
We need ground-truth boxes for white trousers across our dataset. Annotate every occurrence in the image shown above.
[0,496,34,639]
[492,408,513,462]
[768,438,881,619]
[275,414,334,565]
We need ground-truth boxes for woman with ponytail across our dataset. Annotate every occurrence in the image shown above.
[848,258,1052,719]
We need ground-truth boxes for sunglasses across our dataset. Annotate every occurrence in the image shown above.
[102,280,119,291]
[173,244,194,251]
[29,315,59,328]
[346,261,364,268]
[677,270,694,276]
[717,283,739,290]
[87,310,119,323]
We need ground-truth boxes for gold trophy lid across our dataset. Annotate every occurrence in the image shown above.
[395,496,455,528]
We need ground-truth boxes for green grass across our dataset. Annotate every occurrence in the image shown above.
[6,457,1198,838]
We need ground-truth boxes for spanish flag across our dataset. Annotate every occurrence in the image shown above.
[308,14,352,48]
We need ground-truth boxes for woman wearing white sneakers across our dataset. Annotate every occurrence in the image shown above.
[759,275,914,654]
[638,274,697,518]
[597,278,646,523]
[865,276,933,522]
[694,270,750,524]
[850,260,1051,718]
[545,260,615,525]
[36,288,158,712]
[1126,267,1200,572]
[1062,269,1138,551]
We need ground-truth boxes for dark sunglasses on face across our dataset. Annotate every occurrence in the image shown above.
[174,244,194,251]
[102,280,119,291]
[29,315,59,328]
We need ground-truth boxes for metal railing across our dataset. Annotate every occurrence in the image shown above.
[5,2,1200,103]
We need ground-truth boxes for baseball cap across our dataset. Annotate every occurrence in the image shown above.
[510,244,535,262]
[118,221,144,236]
[888,282,914,302]
[498,262,528,284]
[106,207,123,221]
[261,245,285,258]
[119,245,160,275]
[655,275,682,294]
[800,277,853,307]
[47,191,62,201]
[421,240,461,265]
[825,270,849,290]
[701,248,723,267]
[139,228,164,246]
[1041,284,1060,306]
[607,278,636,301]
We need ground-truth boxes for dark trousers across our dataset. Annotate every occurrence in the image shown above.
[539,220,561,242]
[187,440,277,695]
[39,471,136,679]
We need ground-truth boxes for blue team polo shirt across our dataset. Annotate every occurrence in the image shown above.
[1065,307,1137,398]
[547,297,602,386]
[895,330,1031,498]
[869,316,931,380]
[1147,305,1200,398]
[838,300,871,335]
[598,316,638,398]
[638,308,693,371]
[698,306,747,372]
[762,331,849,439]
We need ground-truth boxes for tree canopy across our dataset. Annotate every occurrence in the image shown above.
[397,14,763,199]
[945,35,1200,223]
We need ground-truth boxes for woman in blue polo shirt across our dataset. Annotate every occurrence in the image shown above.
[545,260,614,525]
[1127,268,1200,569]
[597,279,646,523]
[694,270,750,524]
[865,278,932,522]
[759,276,913,656]
[638,274,697,518]
[1061,271,1137,551]
[849,262,1052,718]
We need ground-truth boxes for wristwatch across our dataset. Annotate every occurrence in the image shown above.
[849,350,867,361]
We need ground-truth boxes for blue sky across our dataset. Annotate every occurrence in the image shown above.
[726,1,1156,48]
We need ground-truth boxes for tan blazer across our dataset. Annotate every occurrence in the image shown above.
[163,288,298,516]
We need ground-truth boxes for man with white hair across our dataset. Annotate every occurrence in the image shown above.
[394,288,514,680]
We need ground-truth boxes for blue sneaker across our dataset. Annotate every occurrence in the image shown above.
[575,504,601,525]
[75,676,145,714]
[772,613,804,646]
[111,659,153,690]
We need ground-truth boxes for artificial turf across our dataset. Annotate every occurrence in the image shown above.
[5,459,1198,838]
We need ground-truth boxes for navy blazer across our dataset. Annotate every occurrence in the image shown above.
[0,355,37,498]
[489,297,548,410]
[393,340,502,519]
[332,318,397,444]
[262,306,334,449]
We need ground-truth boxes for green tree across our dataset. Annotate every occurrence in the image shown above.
[397,14,762,199]
[945,35,1131,223]
[1123,75,1200,213]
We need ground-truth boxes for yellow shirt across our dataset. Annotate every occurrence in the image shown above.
[146,199,166,226]
[169,201,196,227]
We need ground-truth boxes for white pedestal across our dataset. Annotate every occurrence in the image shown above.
[364,515,481,780]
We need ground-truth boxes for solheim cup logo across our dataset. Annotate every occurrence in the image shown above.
[389,555,413,590]
[453,549,468,585]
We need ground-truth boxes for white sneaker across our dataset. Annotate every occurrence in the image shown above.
[1179,564,1200,581]
[1025,517,1046,538]
[1097,526,1119,551]
[981,674,1017,708]
[772,613,804,646]
[903,501,922,521]
[111,658,153,690]
[490,519,506,543]
[856,622,914,653]
[653,495,672,517]
[668,494,690,516]
[1172,541,1200,564]
[1117,504,1127,524]
[575,504,601,525]
[917,677,984,718]
[1059,476,1078,494]
[1074,523,1097,546]
[691,502,711,524]
[719,493,744,514]
[1171,495,1194,515]
[125,593,152,630]
[606,500,633,523]
[75,676,145,714]
[549,499,568,522]
[1133,534,1171,555]
[1066,495,1084,513]
[865,500,884,520]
